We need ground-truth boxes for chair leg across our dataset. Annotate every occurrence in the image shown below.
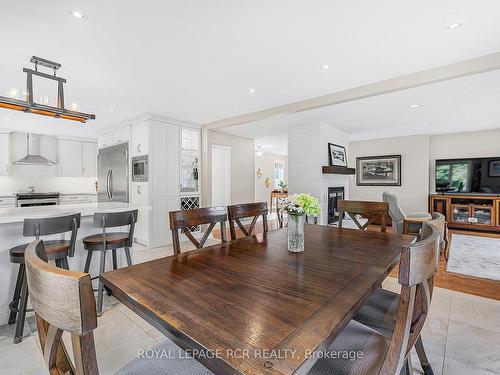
[61,257,70,270]
[415,335,434,375]
[84,251,93,273]
[8,264,25,325]
[96,250,106,317]
[124,246,132,267]
[14,272,29,343]
[112,249,117,270]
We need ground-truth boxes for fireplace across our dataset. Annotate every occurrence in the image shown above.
[328,187,345,225]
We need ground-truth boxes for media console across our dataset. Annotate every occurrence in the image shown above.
[429,194,500,232]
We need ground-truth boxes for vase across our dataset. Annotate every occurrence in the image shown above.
[287,213,305,252]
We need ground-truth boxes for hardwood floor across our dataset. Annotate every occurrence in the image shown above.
[215,218,500,301]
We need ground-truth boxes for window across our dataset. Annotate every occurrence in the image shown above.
[273,160,285,189]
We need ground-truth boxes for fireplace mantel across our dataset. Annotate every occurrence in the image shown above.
[322,166,356,175]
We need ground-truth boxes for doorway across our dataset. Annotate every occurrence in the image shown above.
[211,145,231,206]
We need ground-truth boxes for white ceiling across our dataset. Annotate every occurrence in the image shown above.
[1,1,500,139]
[220,69,500,152]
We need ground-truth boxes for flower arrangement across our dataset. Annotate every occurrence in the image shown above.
[281,193,321,217]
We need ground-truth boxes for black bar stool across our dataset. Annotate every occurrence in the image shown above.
[8,213,81,343]
[82,209,138,316]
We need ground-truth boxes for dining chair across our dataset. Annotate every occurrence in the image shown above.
[82,209,138,316]
[8,213,81,343]
[307,223,441,375]
[169,206,227,255]
[338,200,390,232]
[383,192,431,234]
[227,202,268,240]
[352,222,441,375]
[426,212,448,259]
[24,240,214,375]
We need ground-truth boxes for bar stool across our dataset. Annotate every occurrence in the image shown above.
[82,209,138,316]
[8,213,81,343]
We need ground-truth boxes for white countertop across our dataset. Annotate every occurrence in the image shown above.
[0,202,149,224]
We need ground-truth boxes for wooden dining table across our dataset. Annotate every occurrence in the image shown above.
[101,225,415,375]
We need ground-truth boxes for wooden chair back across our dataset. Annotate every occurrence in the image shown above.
[227,202,268,240]
[426,212,447,250]
[380,224,440,374]
[338,200,389,232]
[25,240,99,375]
[169,206,228,255]
[93,209,138,247]
[23,213,81,256]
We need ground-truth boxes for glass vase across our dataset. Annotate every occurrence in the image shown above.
[287,213,305,252]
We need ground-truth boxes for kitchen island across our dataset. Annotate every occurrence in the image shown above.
[0,202,150,325]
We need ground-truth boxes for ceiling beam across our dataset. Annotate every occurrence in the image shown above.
[203,51,500,130]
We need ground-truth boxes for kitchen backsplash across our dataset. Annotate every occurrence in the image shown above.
[0,175,97,194]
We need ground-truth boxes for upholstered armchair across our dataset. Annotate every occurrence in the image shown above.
[382,192,432,234]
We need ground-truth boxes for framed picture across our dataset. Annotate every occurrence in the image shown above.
[489,159,500,177]
[356,155,401,186]
[328,143,347,167]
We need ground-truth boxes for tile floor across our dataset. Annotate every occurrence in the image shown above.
[1,242,500,375]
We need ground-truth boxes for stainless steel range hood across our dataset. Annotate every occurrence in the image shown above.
[12,132,56,166]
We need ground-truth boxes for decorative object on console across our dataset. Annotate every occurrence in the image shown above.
[489,159,500,177]
[281,193,320,253]
[357,155,401,186]
[328,143,347,167]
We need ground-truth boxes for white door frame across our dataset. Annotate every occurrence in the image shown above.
[211,144,231,206]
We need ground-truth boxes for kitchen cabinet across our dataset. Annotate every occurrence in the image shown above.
[130,122,149,157]
[98,126,130,149]
[0,196,16,208]
[58,140,83,177]
[131,183,149,244]
[0,133,10,176]
[180,127,200,194]
[82,142,97,177]
[39,135,58,163]
[59,194,98,205]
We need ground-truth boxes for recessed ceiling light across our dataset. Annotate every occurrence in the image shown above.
[70,10,85,19]
[321,64,331,70]
[408,104,421,109]
[423,121,429,126]
[5,116,11,121]
[108,108,115,113]
[249,88,256,94]
[447,23,461,30]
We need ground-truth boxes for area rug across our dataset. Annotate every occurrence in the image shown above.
[447,234,500,281]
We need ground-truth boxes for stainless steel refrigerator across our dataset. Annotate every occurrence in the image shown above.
[98,143,129,203]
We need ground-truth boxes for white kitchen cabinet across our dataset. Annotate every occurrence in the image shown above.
[98,126,130,149]
[59,194,97,205]
[131,122,149,157]
[0,196,16,207]
[180,127,200,194]
[39,135,58,163]
[82,142,97,177]
[0,133,10,176]
[58,140,82,176]
[131,183,149,244]
[9,132,27,164]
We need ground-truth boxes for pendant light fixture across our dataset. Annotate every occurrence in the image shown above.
[0,56,95,123]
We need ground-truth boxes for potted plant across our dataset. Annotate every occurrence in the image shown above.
[281,193,320,252]
[277,180,287,193]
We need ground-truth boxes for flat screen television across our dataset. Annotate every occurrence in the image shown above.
[435,157,500,194]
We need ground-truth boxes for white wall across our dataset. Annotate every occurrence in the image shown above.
[348,134,430,214]
[203,131,255,206]
[429,129,500,192]
[348,129,500,214]
[255,153,288,206]
[288,122,349,225]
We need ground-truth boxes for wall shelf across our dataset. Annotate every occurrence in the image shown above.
[322,166,356,175]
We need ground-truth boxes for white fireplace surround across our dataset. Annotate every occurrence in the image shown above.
[288,122,351,225]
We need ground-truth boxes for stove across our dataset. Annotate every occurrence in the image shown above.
[16,192,60,207]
